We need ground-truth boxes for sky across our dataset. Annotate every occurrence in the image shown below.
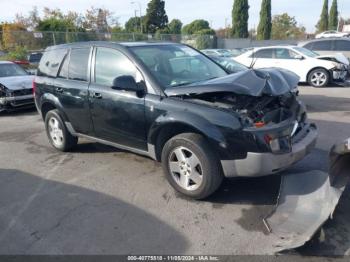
[0,0,349,33]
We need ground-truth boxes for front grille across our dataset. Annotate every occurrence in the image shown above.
[11,89,32,97]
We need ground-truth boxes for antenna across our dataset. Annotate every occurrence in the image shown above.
[249,47,257,69]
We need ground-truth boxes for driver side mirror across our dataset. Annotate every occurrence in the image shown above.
[294,54,304,60]
[112,75,140,92]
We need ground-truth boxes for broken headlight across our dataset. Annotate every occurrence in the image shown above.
[0,84,8,104]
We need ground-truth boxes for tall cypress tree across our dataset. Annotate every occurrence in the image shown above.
[316,0,329,32]
[329,0,339,30]
[257,0,271,40]
[231,0,249,38]
[144,0,168,33]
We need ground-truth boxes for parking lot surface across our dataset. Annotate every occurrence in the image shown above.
[0,86,350,255]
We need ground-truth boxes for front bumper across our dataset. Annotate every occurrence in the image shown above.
[221,124,318,177]
[0,94,34,111]
[332,69,348,81]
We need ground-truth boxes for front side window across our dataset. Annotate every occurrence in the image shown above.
[130,45,227,88]
[68,48,90,81]
[293,47,319,58]
[253,49,274,59]
[95,47,137,86]
[274,48,299,59]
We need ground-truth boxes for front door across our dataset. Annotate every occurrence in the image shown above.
[88,47,147,150]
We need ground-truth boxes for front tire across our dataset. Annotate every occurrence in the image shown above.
[161,133,223,199]
[45,109,78,152]
[308,68,330,87]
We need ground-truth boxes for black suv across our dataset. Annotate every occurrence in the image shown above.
[34,42,317,199]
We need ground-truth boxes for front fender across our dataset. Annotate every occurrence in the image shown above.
[147,110,241,160]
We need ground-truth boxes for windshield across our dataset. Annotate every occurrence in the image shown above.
[293,47,319,58]
[0,63,28,77]
[212,57,247,73]
[217,49,233,57]
[130,45,227,89]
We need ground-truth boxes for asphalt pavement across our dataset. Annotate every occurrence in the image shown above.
[0,86,349,255]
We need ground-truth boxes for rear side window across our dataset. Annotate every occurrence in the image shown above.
[37,49,67,77]
[58,54,69,79]
[253,49,273,58]
[312,41,332,51]
[94,47,137,86]
[68,48,90,81]
[334,40,350,51]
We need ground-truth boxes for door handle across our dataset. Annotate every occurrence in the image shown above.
[56,87,63,93]
[92,92,102,99]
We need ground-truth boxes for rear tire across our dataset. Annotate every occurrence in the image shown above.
[45,109,78,152]
[308,68,330,87]
[161,133,223,199]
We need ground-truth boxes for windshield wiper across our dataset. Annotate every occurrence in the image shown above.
[171,81,196,87]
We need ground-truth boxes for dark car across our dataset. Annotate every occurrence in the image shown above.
[34,42,317,199]
[208,56,248,74]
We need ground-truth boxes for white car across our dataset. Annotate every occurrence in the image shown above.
[315,31,349,39]
[234,46,349,87]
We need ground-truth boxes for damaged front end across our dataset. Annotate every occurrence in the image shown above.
[264,138,350,252]
[167,69,317,177]
[0,83,34,112]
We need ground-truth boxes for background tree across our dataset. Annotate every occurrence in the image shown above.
[125,17,142,33]
[168,19,182,34]
[14,6,41,30]
[231,0,249,38]
[256,0,271,40]
[83,7,117,33]
[144,0,168,33]
[271,13,306,40]
[329,0,339,30]
[316,0,329,33]
[338,18,350,32]
[182,19,212,35]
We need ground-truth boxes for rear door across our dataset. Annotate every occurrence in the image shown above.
[311,40,332,56]
[250,48,275,68]
[88,46,147,150]
[54,47,93,135]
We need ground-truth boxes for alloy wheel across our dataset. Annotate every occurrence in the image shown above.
[168,146,203,191]
[310,71,327,87]
[48,116,64,147]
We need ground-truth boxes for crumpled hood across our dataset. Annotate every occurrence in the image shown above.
[317,53,350,65]
[0,75,34,91]
[164,68,300,97]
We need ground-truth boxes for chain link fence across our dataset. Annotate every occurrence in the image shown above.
[0,31,217,52]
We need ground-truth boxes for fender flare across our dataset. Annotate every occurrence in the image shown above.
[39,93,70,122]
[147,111,229,160]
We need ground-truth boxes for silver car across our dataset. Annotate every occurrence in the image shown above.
[299,38,350,59]
[0,61,35,112]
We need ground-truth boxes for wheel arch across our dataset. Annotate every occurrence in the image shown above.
[306,67,331,82]
[39,93,69,122]
[148,113,228,162]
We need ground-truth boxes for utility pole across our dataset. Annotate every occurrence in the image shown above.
[131,1,142,33]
